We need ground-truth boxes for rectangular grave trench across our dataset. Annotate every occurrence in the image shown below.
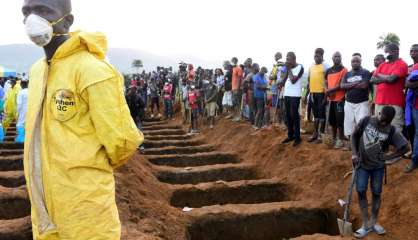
[186,206,339,240]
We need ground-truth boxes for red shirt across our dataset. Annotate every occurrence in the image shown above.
[188,90,198,109]
[163,84,173,100]
[374,59,408,107]
[232,66,243,91]
[188,70,195,83]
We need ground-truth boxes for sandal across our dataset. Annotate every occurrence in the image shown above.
[372,224,386,235]
[354,227,371,239]
[404,163,418,173]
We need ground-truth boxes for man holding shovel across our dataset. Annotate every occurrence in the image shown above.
[350,106,409,238]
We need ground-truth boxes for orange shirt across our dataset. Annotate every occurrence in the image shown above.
[232,66,243,90]
[326,66,347,102]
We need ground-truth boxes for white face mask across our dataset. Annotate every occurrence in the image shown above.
[24,14,68,47]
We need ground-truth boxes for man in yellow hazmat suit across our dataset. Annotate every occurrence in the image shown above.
[22,0,143,239]
[3,78,19,132]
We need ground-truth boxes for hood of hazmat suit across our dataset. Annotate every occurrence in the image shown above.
[24,31,143,240]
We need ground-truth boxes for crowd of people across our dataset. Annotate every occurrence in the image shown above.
[122,43,418,238]
[126,44,417,170]
[0,75,28,143]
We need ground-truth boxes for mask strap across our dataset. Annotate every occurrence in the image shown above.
[53,33,69,37]
[50,13,70,26]
[50,14,71,37]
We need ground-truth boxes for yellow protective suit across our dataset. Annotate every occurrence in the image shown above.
[2,85,19,131]
[24,31,143,240]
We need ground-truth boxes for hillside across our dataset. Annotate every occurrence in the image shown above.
[0,44,217,74]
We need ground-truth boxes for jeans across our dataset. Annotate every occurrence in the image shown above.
[164,99,173,118]
[255,98,265,128]
[285,96,301,140]
[412,108,418,165]
[356,167,385,195]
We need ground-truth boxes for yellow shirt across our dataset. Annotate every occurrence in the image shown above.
[309,64,327,93]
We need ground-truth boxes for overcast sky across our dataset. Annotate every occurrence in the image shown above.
[1,0,417,70]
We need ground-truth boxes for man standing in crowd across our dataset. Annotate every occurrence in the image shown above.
[149,77,161,118]
[253,65,268,130]
[270,52,287,127]
[21,0,143,239]
[282,52,304,146]
[188,85,199,133]
[163,79,174,120]
[246,63,259,126]
[371,43,408,132]
[16,79,29,143]
[351,106,409,238]
[2,78,18,132]
[306,48,328,143]
[404,44,418,173]
[341,55,371,141]
[188,64,195,84]
[370,54,386,114]
[325,52,348,149]
[204,78,218,129]
[223,61,233,118]
[242,58,253,120]
[215,68,225,114]
[231,57,244,122]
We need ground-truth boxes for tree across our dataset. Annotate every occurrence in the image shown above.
[131,59,143,73]
[377,33,400,50]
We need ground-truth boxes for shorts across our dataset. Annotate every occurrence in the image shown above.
[356,167,385,195]
[344,101,369,136]
[311,93,326,120]
[255,97,265,111]
[206,102,218,117]
[375,104,404,132]
[222,91,233,107]
[191,108,199,119]
[329,101,344,128]
[232,90,242,107]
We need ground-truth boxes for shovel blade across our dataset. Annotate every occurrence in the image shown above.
[337,218,353,237]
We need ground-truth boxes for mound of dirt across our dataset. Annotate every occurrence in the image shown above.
[116,154,189,240]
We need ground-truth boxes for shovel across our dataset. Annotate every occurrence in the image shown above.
[337,165,358,237]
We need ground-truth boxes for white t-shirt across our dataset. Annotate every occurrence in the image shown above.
[284,64,303,97]
[3,80,11,100]
[16,88,28,127]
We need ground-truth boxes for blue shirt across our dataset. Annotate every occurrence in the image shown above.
[253,73,267,99]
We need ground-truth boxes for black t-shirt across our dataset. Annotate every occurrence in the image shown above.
[358,117,408,170]
[342,68,371,103]
[224,71,232,91]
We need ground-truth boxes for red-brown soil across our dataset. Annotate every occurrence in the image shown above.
[114,116,417,239]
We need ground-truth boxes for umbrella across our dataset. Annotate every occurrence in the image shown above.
[0,66,16,78]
